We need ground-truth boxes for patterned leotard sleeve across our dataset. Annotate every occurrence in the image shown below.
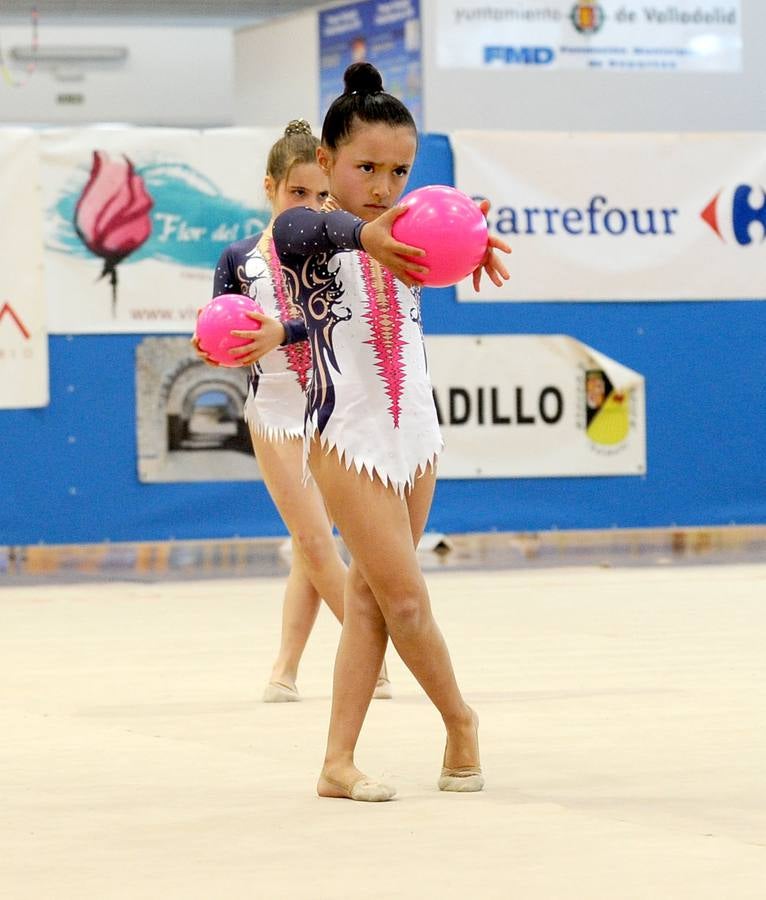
[212,244,243,297]
[273,207,366,262]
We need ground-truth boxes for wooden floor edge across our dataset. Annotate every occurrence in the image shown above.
[1,525,764,580]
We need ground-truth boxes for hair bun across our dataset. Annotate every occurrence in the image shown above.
[343,62,383,96]
[284,119,313,137]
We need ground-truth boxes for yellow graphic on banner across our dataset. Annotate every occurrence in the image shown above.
[587,391,630,446]
[584,368,630,446]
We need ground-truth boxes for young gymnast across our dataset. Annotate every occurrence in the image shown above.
[272,65,510,799]
[195,120,391,703]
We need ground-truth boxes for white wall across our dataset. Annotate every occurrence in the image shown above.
[234,12,319,128]
[233,0,765,134]
[0,25,234,126]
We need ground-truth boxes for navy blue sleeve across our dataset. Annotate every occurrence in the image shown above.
[273,207,365,261]
[212,247,238,297]
[281,319,308,345]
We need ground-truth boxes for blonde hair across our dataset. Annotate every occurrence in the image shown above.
[266,119,319,184]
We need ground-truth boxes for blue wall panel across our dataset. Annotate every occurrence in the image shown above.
[2,134,764,544]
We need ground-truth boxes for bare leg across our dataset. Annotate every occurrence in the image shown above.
[251,432,389,696]
[268,549,321,689]
[310,444,479,794]
[318,559,390,796]
[252,433,345,622]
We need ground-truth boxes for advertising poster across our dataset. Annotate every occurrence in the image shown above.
[41,127,280,334]
[0,130,48,409]
[319,0,423,129]
[135,333,644,483]
[436,0,742,72]
[135,337,260,483]
[452,130,766,302]
[427,334,646,478]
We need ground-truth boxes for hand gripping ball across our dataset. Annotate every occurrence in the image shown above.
[195,293,263,367]
[391,185,489,288]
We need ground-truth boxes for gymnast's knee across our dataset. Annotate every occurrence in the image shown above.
[292,529,337,573]
[382,591,427,636]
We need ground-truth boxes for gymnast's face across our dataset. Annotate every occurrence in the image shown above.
[266,162,330,217]
[318,121,417,222]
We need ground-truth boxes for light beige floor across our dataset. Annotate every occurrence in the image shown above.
[1,564,764,900]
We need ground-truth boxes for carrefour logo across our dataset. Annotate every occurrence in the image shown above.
[484,46,555,65]
[701,185,766,245]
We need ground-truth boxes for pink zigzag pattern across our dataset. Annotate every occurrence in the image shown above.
[267,237,311,392]
[359,252,407,428]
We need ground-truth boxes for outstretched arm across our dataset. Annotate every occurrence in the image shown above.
[274,205,429,287]
[273,207,366,259]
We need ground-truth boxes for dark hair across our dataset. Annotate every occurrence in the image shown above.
[321,62,416,150]
[266,119,319,184]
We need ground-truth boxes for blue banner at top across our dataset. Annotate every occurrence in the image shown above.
[319,0,422,130]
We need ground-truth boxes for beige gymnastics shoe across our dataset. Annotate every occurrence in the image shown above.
[262,681,300,703]
[438,765,484,793]
[317,772,396,802]
[438,708,484,793]
[372,659,393,700]
[372,675,393,700]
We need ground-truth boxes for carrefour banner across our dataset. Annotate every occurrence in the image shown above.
[453,131,766,302]
[427,335,645,477]
[41,128,280,334]
[0,130,48,409]
[437,0,742,72]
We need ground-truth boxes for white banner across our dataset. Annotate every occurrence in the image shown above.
[436,0,742,72]
[0,130,48,409]
[41,127,282,334]
[427,335,645,477]
[453,131,766,302]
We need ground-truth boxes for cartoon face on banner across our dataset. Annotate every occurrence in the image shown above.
[584,368,630,448]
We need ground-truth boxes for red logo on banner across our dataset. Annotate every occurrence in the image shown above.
[0,302,31,339]
[701,191,723,241]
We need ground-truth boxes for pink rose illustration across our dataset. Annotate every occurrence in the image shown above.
[74,150,153,316]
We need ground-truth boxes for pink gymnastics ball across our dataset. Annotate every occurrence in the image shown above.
[391,185,489,288]
[195,293,263,367]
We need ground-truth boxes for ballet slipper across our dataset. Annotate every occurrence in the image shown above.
[438,765,484,793]
[262,681,300,703]
[318,772,397,802]
[438,708,484,793]
[372,675,393,700]
[372,659,393,700]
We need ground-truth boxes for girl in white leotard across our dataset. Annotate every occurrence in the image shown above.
[196,120,391,704]
[272,65,511,800]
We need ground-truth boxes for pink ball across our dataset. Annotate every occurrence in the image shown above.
[196,293,263,367]
[392,185,489,288]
